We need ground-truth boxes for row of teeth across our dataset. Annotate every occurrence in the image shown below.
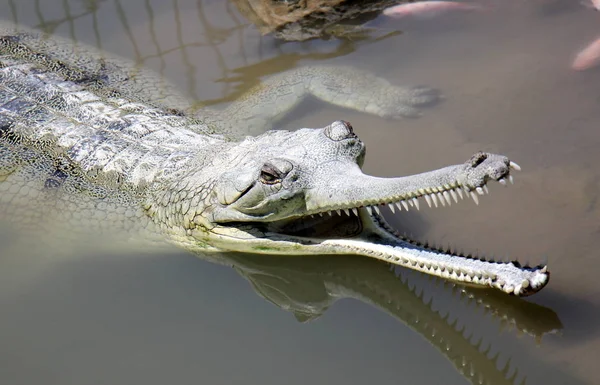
[352,161,548,296]
[394,257,547,295]
[388,254,547,296]
[309,167,518,218]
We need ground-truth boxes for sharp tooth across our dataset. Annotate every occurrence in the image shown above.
[366,206,373,215]
[437,192,446,207]
[408,199,414,207]
[396,202,403,211]
[442,191,452,205]
[498,178,507,186]
[401,200,409,211]
[449,189,458,203]
[470,191,479,205]
[476,187,484,195]
[327,211,333,216]
[514,284,522,295]
[388,203,396,213]
[343,209,350,216]
[424,195,432,207]
[509,175,514,184]
[318,212,324,217]
[336,209,342,216]
[456,188,464,199]
[483,185,489,194]
[412,198,420,210]
[509,161,521,171]
[351,208,359,216]
[374,206,381,215]
[431,193,439,207]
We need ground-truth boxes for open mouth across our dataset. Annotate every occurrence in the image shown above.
[246,160,549,297]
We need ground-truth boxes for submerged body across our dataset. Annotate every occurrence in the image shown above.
[0,21,548,296]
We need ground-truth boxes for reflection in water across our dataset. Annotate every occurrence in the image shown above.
[0,236,569,384]
[192,9,403,107]
[9,0,403,107]
[221,252,565,385]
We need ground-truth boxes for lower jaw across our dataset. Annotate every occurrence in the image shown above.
[255,210,549,296]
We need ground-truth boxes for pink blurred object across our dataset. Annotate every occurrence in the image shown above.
[572,36,600,71]
[581,0,600,11]
[382,1,485,19]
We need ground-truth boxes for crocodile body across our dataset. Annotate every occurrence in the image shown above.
[0,20,549,296]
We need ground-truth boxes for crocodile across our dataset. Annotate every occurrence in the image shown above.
[0,20,549,297]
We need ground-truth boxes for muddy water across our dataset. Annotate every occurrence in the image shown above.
[0,0,599,384]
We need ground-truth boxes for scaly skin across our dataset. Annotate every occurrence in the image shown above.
[0,21,549,296]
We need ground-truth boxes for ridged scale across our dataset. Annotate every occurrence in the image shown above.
[0,49,224,190]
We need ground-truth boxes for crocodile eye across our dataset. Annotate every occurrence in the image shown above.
[260,163,282,185]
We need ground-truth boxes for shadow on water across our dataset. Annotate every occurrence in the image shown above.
[219,251,571,385]
[534,288,600,346]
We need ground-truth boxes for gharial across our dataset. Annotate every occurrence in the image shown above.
[0,20,549,297]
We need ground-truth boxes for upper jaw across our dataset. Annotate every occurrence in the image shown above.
[302,152,519,218]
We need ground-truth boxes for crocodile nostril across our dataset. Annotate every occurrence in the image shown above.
[324,120,357,141]
[469,151,488,168]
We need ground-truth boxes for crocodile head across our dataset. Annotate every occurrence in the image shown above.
[155,120,549,297]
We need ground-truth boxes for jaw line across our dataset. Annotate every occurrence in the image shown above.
[211,208,549,297]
